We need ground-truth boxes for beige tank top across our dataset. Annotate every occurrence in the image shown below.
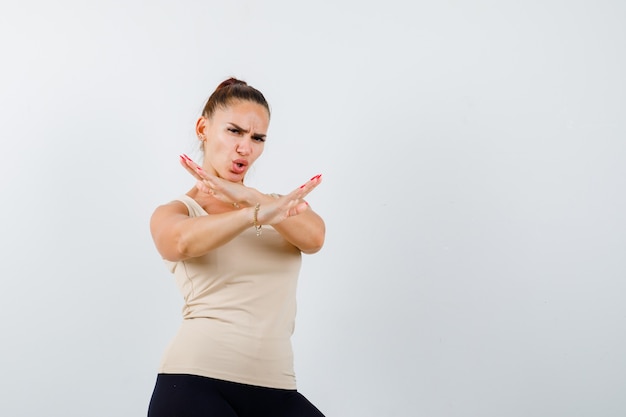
[158,195,303,389]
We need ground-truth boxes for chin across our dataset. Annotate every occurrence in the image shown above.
[222,171,244,183]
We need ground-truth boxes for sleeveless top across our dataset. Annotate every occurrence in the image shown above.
[157,195,302,389]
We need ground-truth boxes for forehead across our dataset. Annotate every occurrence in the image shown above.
[216,100,270,125]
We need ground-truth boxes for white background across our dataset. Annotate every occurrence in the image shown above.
[1,1,625,416]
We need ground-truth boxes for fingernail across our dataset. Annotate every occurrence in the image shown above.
[182,154,192,161]
[196,166,204,172]
[300,183,306,189]
[310,174,322,181]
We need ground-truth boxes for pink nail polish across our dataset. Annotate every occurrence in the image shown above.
[182,154,192,161]
[310,174,322,181]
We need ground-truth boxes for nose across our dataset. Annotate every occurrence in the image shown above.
[236,138,252,156]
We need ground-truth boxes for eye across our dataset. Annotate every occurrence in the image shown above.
[227,127,240,134]
[252,136,266,143]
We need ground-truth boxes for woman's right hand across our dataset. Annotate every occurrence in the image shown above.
[179,154,255,206]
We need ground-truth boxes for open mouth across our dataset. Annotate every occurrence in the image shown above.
[232,159,248,174]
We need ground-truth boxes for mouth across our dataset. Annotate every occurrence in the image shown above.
[231,159,249,174]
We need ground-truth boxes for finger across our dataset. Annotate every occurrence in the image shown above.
[285,185,313,203]
[180,155,222,189]
[182,154,218,183]
[185,157,211,181]
[290,201,309,217]
[179,155,205,181]
[297,201,309,213]
[288,174,322,200]
[297,174,322,190]
[188,160,223,187]
[195,180,213,194]
[196,180,224,199]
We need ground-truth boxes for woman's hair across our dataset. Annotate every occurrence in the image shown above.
[202,77,270,119]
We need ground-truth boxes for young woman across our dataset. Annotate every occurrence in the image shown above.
[147,78,326,417]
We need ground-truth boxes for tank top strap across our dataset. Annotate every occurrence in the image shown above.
[174,195,207,218]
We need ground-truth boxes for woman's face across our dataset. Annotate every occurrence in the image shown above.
[198,100,269,183]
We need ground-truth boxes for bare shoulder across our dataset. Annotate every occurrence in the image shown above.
[150,200,190,229]
[154,199,189,215]
[149,200,192,261]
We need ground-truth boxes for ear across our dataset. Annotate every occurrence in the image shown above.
[195,116,208,142]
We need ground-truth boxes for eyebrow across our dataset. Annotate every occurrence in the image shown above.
[229,123,267,139]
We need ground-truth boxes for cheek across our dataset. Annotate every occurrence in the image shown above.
[211,136,229,153]
[253,144,265,158]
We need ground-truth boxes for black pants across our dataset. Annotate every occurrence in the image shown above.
[147,374,326,417]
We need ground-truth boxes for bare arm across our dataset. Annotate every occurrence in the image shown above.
[274,210,325,254]
[180,154,326,254]
[249,190,325,254]
[150,201,255,262]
